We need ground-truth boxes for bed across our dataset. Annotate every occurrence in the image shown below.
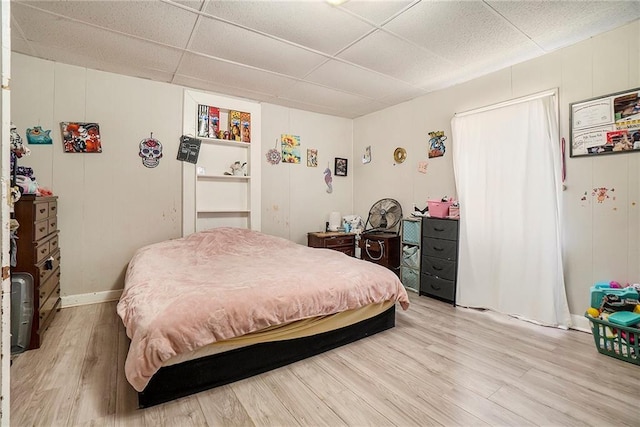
[117,227,410,407]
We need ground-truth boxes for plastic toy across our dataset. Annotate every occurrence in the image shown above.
[587,307,600,318]
[620,330,637,345]
[224,161,246,176]
[590,285,639,309]
[608,311,640,327]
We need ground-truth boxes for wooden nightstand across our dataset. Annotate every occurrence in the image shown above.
[307,232,356,257]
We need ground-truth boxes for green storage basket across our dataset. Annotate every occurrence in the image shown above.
[586,313,640,366]
[401,267,419,292]
[401,219,421,245]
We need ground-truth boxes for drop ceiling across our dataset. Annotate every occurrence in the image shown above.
[11,0,640,119]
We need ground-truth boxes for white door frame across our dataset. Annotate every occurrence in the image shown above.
[0,0,11,424]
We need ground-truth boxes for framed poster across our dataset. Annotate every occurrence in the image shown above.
[334,157,347,176]
[570,87,640,157]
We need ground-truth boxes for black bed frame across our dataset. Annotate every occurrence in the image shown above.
[138,305,396,408]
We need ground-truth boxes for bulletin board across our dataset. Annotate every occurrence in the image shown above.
[570,87,640,157]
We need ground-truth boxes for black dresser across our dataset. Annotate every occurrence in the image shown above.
[420,217,459,305]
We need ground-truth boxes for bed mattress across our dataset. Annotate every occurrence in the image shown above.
[163,300,394,367]
[117,227,409,392]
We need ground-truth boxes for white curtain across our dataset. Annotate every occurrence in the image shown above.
[451,94,571,328]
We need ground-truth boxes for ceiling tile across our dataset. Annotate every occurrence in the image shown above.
[9,15,36,56]
[190,16,328,78]
[10,37,34,56]
[338,29,453,86]
[202,0,376,55]
[383,1,542,67]
[176,52,298,96]
[13,42,176,84]
[487,1,640,52]
[16,0,198,48]
[169,0,206,12]
[172,74,277,104]
[279,80,372,114]
[263,97,351,118]
[12,5,183,74]
[339,0,414,25]
[304,59,417,100]
[377,87,428,109]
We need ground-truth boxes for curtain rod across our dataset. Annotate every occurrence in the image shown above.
[454,88,558,117]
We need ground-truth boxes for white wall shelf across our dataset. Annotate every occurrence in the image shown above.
[196,175,251,180]
[182,90,261,236]
[197,209,251,214]
[200,137,251,148]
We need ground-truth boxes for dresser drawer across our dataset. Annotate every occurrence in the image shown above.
[39,287,60,333]
[49,234,59,253]
[421,256,456,281]
[47,216,58,233]
[324,235,354,248]
[34,219,49,241]
[34,202,50,222]
[39,268,60,309]
[37,249,61,285]
[423,218,458,240]
[333,246,354,256]
[422,238,457,261]
[35,240,50,264]
[48,201,58,218]
[420,274,455,302]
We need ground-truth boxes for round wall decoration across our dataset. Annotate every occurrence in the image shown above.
[266,138,281,165]
[393,147,407,163]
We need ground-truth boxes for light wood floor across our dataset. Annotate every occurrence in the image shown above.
[10,292,640,426]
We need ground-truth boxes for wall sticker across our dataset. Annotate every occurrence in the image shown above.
[281,134,301,164]
[139,133,163,168]
[26,126,53,145]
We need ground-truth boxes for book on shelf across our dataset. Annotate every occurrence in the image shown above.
[197,104,209,138]
[240,112,251,143]
[208,107,220,138]
[229,110,242,141]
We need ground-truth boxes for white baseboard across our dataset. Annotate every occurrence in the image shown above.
[570,313,592,333]
[61,289,123,308]
[58,290,595,334]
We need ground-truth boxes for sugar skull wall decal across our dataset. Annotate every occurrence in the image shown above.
[139,133,163,168]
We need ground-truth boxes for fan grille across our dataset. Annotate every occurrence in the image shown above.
[366,198,402,232]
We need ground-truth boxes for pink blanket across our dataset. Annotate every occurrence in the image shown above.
[117,227,409,392]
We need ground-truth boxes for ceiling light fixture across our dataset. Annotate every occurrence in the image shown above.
[326,0,349,6]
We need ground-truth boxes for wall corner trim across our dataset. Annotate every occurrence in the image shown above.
[61,289,123,308]
[570,313,592,333]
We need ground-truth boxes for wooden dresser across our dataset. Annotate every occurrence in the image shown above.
[14,195,61,349]
[420,217,459,305]
[307,232,356,256]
